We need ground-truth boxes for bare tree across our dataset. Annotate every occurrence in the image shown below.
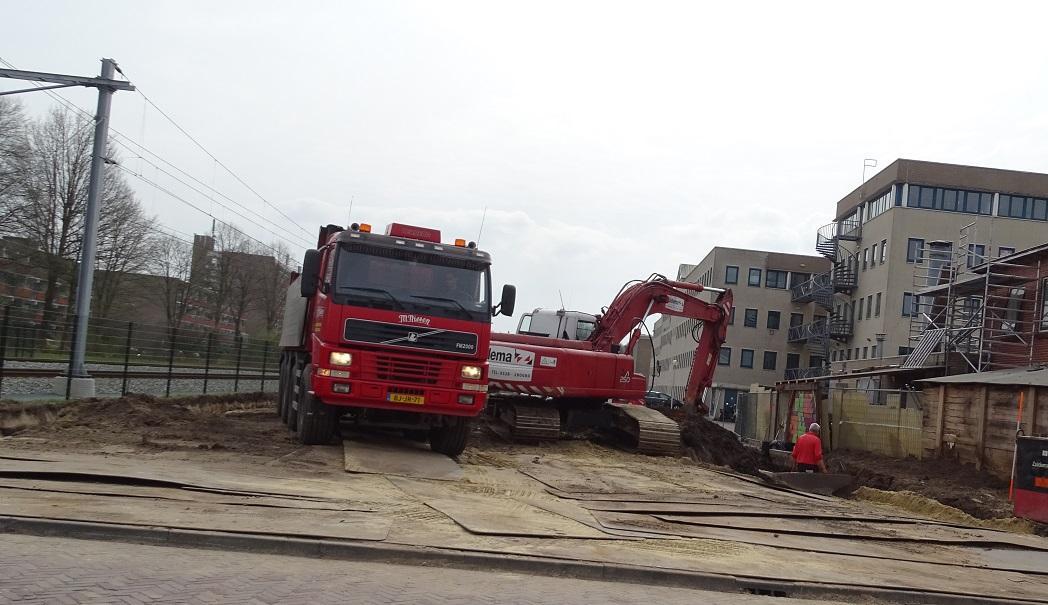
[0,97,28,217]
[92,178,156,319]
[256,241,294,336]
[152,234,198,329]
[8,108,93,330]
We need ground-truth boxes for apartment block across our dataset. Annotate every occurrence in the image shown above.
[651,248,830,410]
[791,159,1048,372]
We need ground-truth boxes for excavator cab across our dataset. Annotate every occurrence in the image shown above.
[516,309,598,340]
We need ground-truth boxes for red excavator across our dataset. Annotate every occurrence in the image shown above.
[487,274,733,455]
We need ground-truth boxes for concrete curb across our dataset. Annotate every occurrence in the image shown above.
[0,515,1031,605]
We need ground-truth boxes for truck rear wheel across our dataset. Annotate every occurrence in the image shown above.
[429,418,470,457]
[296,364,338,445]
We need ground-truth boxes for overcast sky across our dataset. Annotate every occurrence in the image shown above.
[5,1,1048,330]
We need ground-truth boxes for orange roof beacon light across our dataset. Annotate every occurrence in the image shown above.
[358,223,372,233]
[454,238,466,247]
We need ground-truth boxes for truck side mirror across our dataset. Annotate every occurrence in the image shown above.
[300,249,321,297]
[495,284,516,317]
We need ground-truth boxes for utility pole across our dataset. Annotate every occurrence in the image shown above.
[0,59,134,397]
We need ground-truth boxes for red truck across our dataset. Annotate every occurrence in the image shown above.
[278,222,515,455]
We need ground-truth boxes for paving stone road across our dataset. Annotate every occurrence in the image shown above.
[0,534,850,604]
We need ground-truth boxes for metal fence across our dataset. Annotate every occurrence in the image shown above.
[0,305,280,400]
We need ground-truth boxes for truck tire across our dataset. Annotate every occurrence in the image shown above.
[296,365,338,445]
[429,418,470,457]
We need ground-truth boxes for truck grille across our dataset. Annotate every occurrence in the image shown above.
[343,319,478,356]
[375,355,442,385]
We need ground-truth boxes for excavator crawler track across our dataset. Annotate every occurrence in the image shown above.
[606,403,681,456]
[494,398,561,442]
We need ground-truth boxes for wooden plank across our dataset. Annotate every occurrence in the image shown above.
[975,385,988,471]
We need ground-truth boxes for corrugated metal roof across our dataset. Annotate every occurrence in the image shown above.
[919,366,1048,386]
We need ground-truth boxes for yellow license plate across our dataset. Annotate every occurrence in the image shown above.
[388,393,425,405]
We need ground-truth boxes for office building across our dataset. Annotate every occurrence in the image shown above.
[789,159,1048,371]
[651,248,830,410]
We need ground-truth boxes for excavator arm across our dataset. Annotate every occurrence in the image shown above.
[589,274,734,413]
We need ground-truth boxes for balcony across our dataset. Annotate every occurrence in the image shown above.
[783,366,830,381]
[787,315,852,344]
[815,218,862,260]
[790,273,832,309]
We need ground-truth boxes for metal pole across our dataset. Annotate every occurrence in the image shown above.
[233,335,243,393]
[65,314,78,400]
[165,326,177,397]
[202,332,213,394]
[0,305,9,400]
[260,341,269,392]
[120,322,133,395]
[70,59,117,378]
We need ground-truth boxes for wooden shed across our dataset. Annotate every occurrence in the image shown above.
[919,367,1048,479]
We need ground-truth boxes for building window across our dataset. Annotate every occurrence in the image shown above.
[740,349,754,368]
[862,248,869,270]
[907,185,993,215]
[786,353,800,369]
[857,298,864,321]
[902,292,915,316]
[763,351,777,370]
[998,195,1048,220]
[831,351,837,362]
[744,308,758,328]
[810,355,824,368]
[767,310,781,330]
[725,265,739,284]
[967,243,986,268]
[880,239,887,263]
[875,292,881,317]
[906,238,924,263]
[871,244,878,266]
[718,347,731,366]
[866,295,873,319]
[790,312,804,328]
[999,246,1015,258]
[748,268,762,286]
[765,270,788,289]
[728,307,735,325]
[862,346,868,359]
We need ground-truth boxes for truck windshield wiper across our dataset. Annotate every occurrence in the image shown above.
[342,286,404,309]
[410,295,470,315]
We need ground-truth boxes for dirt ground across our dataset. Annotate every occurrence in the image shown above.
[828,448,1015,520]
[4,394,1040,534]
[1,392,299,457]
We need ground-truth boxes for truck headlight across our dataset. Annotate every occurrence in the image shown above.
[329,351,353,366]
[460,365,482,379]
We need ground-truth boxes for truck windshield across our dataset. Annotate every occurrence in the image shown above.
[333,245,491,323]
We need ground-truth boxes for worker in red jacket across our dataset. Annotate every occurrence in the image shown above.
[792,423,827,473]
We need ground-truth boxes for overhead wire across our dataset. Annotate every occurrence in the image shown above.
[113,65,314,238]
[0,56,314,252]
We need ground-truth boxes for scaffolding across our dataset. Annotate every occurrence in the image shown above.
[908,224,1043,373]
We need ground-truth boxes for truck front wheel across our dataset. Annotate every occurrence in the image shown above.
[429,417,470,457]
[296,364,339,445]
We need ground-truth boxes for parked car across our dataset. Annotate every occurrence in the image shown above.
[643,391,684,412]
